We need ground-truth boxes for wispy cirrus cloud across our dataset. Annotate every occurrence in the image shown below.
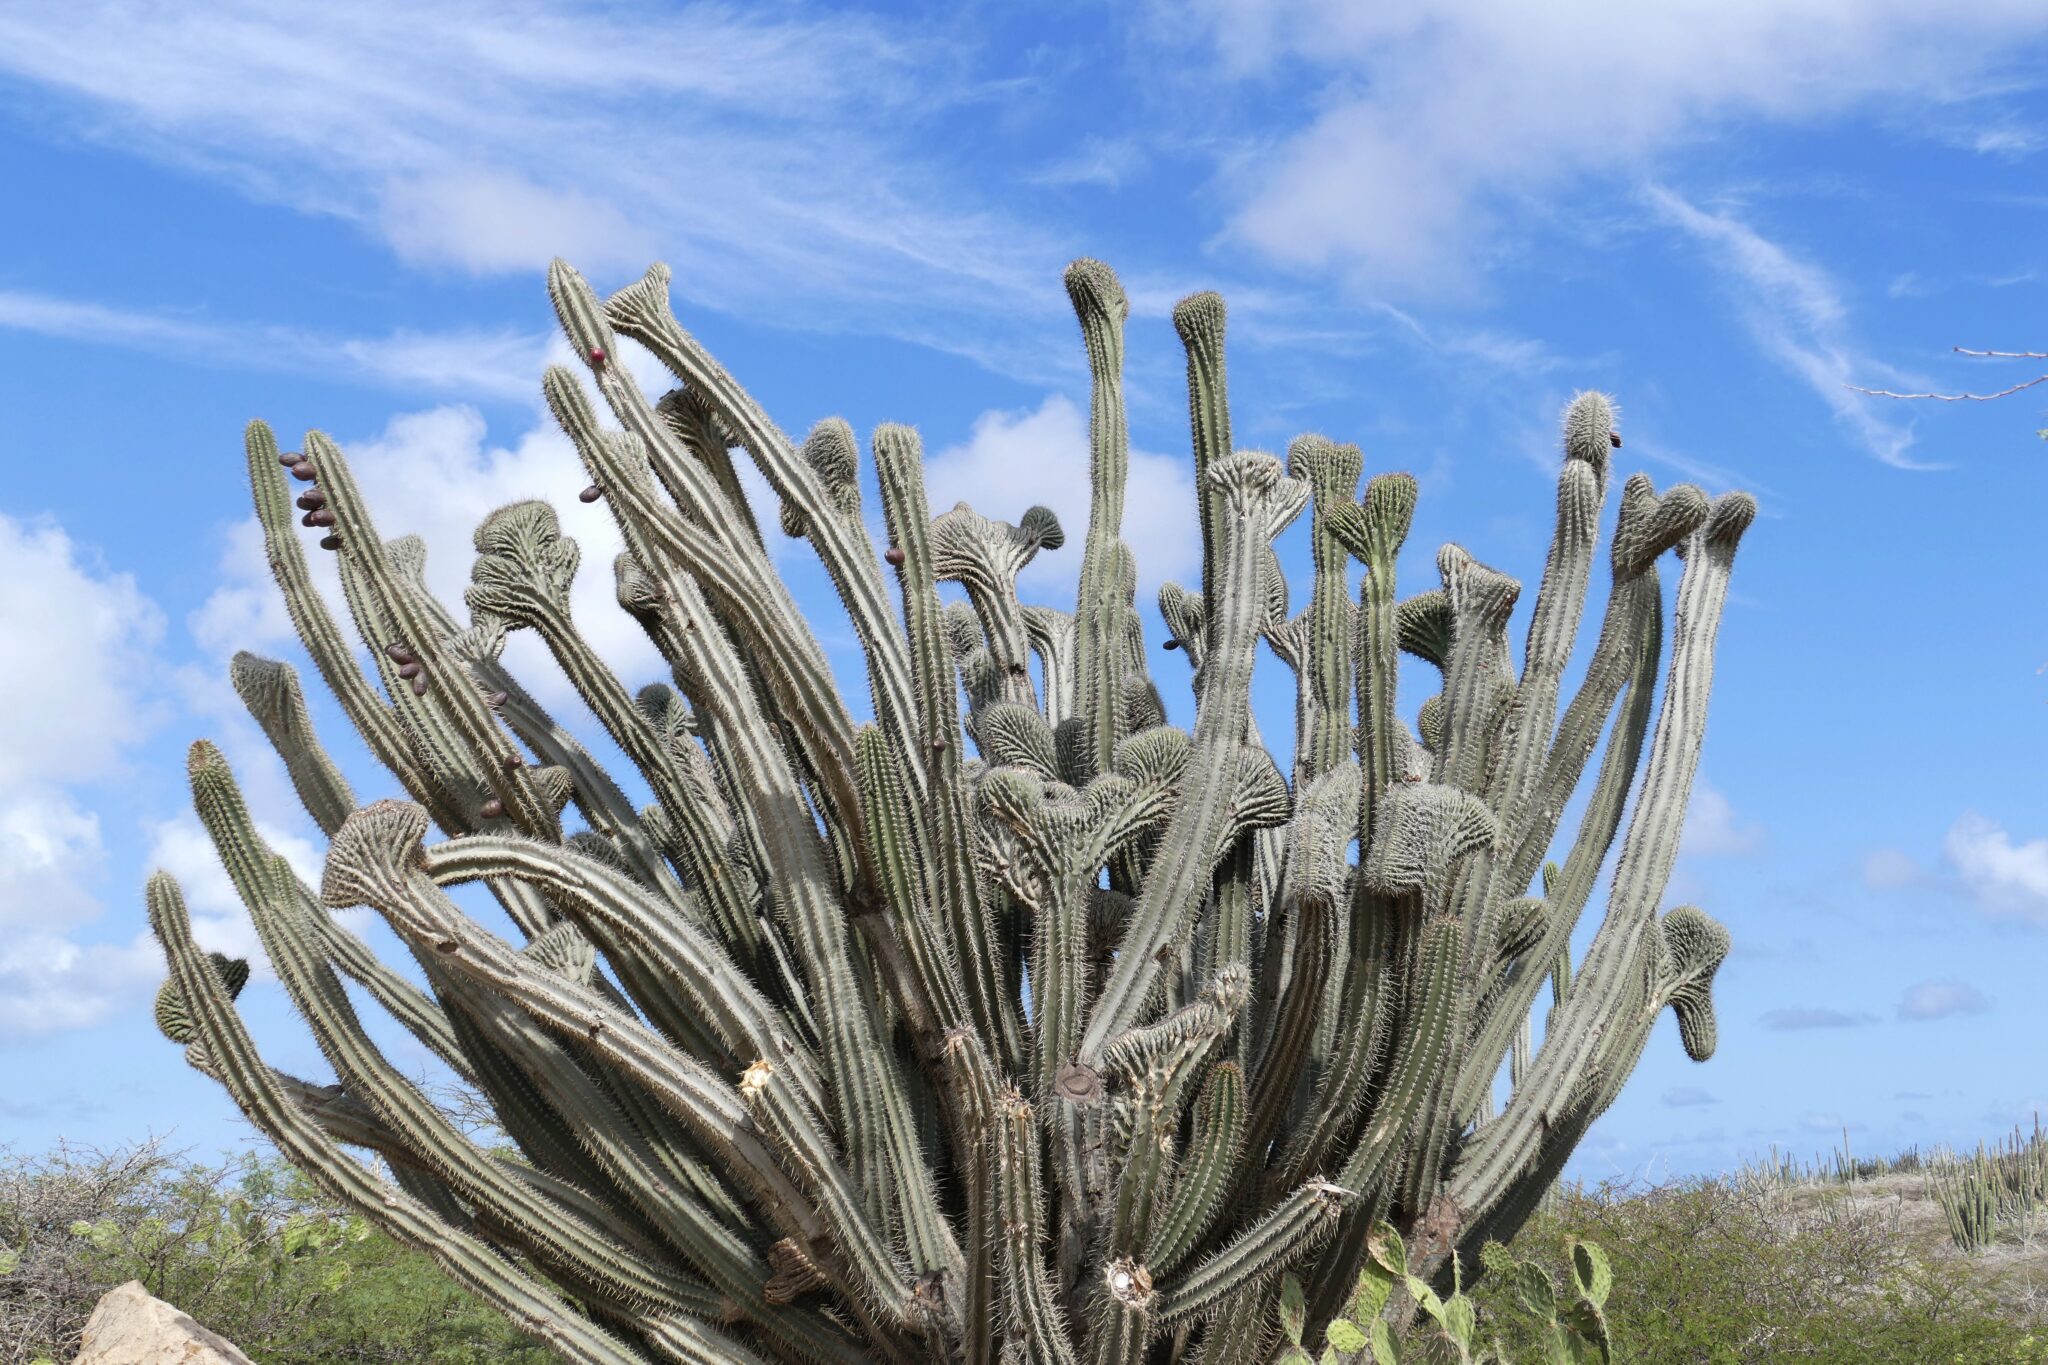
[1166,0,2048,295]
[0,2,1069,375]
[1761,1006,1877,1031]
[0,289,551,400]
[1643,187,1935,470]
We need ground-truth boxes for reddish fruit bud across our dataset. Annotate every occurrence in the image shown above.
[307,509,336,528]
[930,736,948,751]
[486,690,509,708]
[385,643,414,664]
[290,463,317,482]
[301,512,318,528]
[579,485,602,503]
[295,491,325,511]
[588,347,607,366]
[1609,431,1623,448]
[501,752,523,771]
[480,798,505,819]
[410,676,428,697]
[397,661,422,679]
[319,534,343,551]
[884,547,906,566]
[280,452,304,468]
[1164,639,1181,651]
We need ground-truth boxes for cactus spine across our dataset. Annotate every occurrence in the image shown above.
[146,257,1751,1361]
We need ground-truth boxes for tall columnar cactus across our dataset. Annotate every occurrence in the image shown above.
[146,256,1752,1363]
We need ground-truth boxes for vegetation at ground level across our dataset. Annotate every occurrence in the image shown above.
[0,1140,554,1365]
[3,1137,2045,1363]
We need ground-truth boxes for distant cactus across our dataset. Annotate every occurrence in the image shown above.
[145,256,1752,1361]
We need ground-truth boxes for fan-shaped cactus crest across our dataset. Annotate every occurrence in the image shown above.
[147,255,1753,1363]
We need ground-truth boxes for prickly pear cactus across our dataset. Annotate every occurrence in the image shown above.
[144,255,1750,1363]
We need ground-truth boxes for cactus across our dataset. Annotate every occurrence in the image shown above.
[143,255,1752,1362]
[1276,1227,1612,1364]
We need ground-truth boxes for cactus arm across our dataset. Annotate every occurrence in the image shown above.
[1154,1181,1351,1327]
[948,1032,1080,1365]
[873,423,1023,1073]
[1453,493,1755,1224]
[463,501,760,955]
[1287,436,1363,784]
[655,386,763,551]
[1080,453,1289,1061]
[323,805,928,1356]
[1482,400,1611,865]
[146,872,662,1365]
[424,834,823,1110]
[1146,1061,1245,1276]
[1234,762,1358,1196]
[594,265,922,791]
[931,501,1063,708]
[563,416,868,862]
[1171,292,1231,641]
[1025,605,1079,724]
[224,833,720,1321]
[1453,576,1659,1126]
[242,421,446,807]
[1067,259,1135,776]
[228,652,357,835]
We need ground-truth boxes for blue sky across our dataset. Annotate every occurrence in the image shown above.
[4,0,2048,1187]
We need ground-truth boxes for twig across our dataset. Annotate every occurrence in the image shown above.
[1847,346,2048,401]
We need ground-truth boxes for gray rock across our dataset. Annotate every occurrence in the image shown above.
[71,1281,257,1364]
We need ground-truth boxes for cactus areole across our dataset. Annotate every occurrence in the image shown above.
[146,256,1751,1363]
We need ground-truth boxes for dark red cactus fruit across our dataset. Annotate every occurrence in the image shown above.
[290,462,318,482]
[884,547,906,566]
[307,509,336,528]
[301,512,318,528]
[480,798,505,819]
[579,485,603,503]
[295,491,326,511]
[318,534,342,551]
[280,452,305,468]
[501,752,523,771]
[485,690,509,708]
[1164,639,1181,651]
[1609,431,1623,448]
[930,736,948,751]
[410,676,428,697]
[588,346,607,367]
[385,643,414,664]
[397,662,422,679]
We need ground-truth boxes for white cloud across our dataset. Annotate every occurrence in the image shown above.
[922,394,1202,599]
[1862,847,1923,891]
[0,513,173,1032]
[1943,811,2048,926]
[0,289,550,401]
[1185,0,2048,294]
[0,793,107,931]
[1896,977,1991,1021]
[0,2,1062,371]
[0,515,164,789]
[0,929,163,1038]
[1680,779,1765,858]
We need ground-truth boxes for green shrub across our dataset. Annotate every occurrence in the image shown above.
[1474,1177,2046,1364]
[0,1140,555,1364]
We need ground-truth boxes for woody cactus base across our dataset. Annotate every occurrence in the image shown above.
[147,255,1751,1364]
